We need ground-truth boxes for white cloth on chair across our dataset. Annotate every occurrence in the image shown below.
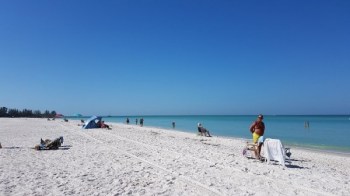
[263,138,286,166]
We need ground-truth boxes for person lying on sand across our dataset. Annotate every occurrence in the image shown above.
[34,136,64,150]
[101,121,111,129]
[97,120,111,130]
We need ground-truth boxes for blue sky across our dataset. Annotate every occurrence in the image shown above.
[0,0,349,115]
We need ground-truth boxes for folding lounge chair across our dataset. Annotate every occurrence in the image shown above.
[243,138,292,164]
[262,138,292,166]
[243,136,264,159]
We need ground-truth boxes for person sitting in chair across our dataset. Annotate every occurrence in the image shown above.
[249,114,265,159]
[197,123,212,137]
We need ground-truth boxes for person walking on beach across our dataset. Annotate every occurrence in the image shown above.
[126,118,130,124]
[249,114,265,159]
[135,118,138,125]
[172,121,175,129]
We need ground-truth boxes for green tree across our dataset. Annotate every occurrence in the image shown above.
[0,107,8,117]
[44,110,50,118]
[33,110,42,118]
[22,109,33,117]
[50,111,57,118]
[8,108,19,117]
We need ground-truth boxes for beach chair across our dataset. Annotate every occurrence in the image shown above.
[262,138,291,166]
[243,141,262,159]
[243,138,292,163]
[197,126,212,137]
[243,136,265,158]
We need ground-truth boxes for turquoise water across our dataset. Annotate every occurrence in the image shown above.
[70,115,350,153]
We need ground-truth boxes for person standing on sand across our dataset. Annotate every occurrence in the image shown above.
[126,118,130,124]
[172,122,175,129]
[249,114,265,159]
[135,118,138,125]
[140,118,144,127]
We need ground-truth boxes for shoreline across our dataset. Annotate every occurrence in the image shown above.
[3,116,349,155]
[66,115,350,154]
[102,119,350,156]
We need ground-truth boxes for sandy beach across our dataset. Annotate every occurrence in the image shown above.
[0,118,349,196]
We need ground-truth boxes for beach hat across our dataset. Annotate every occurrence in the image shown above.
[197,123,202,127]
[258,114,264,119]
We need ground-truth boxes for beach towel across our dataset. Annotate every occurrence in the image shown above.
[263,138,285,166]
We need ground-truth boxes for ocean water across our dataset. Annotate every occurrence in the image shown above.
[71,115,350,153]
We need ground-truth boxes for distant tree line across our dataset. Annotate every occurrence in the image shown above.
[0,106,57,118]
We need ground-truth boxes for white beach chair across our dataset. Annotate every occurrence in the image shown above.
[243,143,257,159]
[243,137,264,159]
[262,138,290,166]
[243,138,291,164]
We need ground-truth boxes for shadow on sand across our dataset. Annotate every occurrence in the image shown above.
[285,164,308,169]
[2,146,71,150]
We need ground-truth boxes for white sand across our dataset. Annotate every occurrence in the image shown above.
[0,118,349,196]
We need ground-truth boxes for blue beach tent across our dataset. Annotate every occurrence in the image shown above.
[83,116,102,129]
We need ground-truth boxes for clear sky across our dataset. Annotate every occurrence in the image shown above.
[0,0,349,116]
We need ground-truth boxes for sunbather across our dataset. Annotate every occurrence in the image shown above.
[197,123,212,137]
[101,121,111,129]
[35,136,64,150]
